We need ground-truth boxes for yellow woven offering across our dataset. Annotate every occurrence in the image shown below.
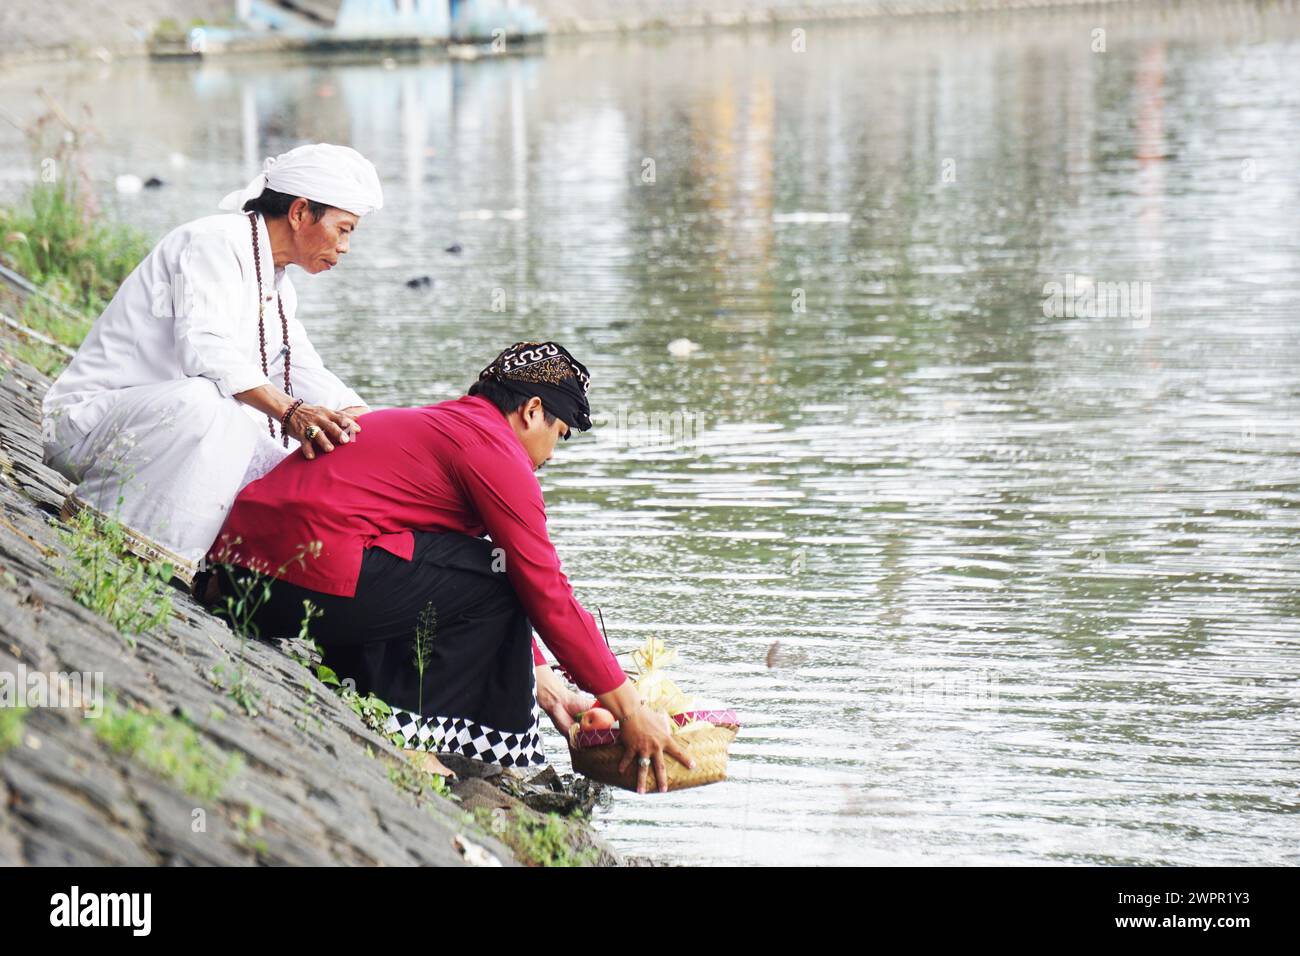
[631,636,692,718]
[568,636,739,792]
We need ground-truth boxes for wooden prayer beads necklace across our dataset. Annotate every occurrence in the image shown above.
[248,212,294,447]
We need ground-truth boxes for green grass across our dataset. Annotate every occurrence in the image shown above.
[91,697,243,802]
[207,564,275,717]
[0,707,29,754]
[413,602,435,716]
[1,331,69,377]
[0,180,151,324]
[387,758,456,803]
[52,508,174,646]
[0,288,74,375]
[149,17,216,46]
[289,605,328,734]
[427,769,455,800]
[337,685,411,749]
[470,806,599,867]
[207,547,322,718]
[290,628,458,803]
[0,175,152,372]
[232,803,268,857]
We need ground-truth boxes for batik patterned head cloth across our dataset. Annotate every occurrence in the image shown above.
[478,342,593,431]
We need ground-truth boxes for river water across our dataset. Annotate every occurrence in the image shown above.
[1,2,1297,865]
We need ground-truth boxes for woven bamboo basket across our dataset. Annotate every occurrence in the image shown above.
[568,709,739,792]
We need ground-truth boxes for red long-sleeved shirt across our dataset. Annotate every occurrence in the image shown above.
[208,395,627,696]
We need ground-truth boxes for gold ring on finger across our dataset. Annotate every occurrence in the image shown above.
[304,425,320,440]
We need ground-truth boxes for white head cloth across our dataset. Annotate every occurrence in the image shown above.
[218,143,383,217]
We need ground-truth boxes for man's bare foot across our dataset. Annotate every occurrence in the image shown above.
[402,749,457,779]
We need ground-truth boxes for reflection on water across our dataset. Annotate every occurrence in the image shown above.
[3,2,1298,865]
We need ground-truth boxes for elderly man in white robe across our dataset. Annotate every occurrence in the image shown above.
[41,143,383,575]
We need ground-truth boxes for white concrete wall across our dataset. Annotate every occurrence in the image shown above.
[527,0,1142,34]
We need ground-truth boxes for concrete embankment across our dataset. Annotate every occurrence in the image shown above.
[0,0,234,65]
[0,0,1175,64]
[527,0,1141,35]
[0,344,623,866]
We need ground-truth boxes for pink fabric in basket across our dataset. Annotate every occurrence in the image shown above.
[572,709,739,749]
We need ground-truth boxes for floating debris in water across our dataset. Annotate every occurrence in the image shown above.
[772,211,851,224]
[667,338,701,358]
[405,276,434,289]
[144,177,164,189]
[458,209,525,221]
[766,640,808,669]
[444,243,462,254]
[114,174,143,194]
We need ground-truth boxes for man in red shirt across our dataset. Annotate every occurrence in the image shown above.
[202,341,691,793]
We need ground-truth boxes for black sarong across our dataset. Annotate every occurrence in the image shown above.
[214,531,545,767]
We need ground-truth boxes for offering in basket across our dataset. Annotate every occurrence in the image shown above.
[567,636,740,792]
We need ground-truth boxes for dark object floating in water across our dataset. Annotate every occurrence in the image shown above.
[144,177,165,189]
[444,243,462,254]
[405,275,434,289]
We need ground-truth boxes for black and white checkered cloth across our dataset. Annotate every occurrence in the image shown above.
[385,702,546,768]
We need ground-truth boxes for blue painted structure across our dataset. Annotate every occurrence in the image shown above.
[223,0,546,41]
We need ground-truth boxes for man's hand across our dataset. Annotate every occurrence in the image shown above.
[535,663,593,737]
[602,678,695,793]
[338,405,369,434]
[234,386,367,459]
[616,703,694,794]
[313,404,368,452]
[286,403,359,459]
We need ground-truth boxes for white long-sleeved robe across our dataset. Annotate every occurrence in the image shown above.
[42,211,364,566]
